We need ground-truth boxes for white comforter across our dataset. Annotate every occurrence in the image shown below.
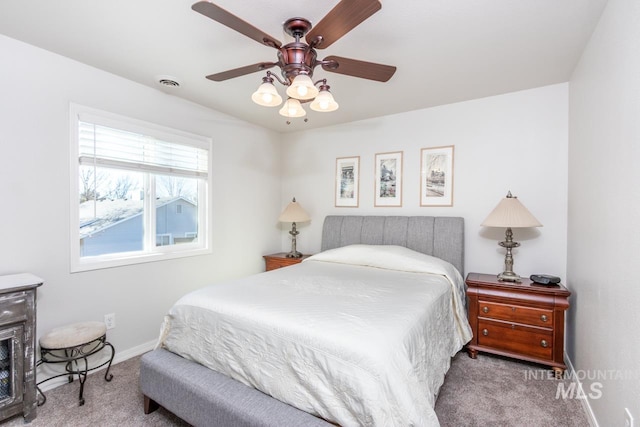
[159,245,472,427]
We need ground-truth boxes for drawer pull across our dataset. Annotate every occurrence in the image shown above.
[482,306,489,313]
[540,314,548,322]
[540,340,548,348]
[482,329,489,336]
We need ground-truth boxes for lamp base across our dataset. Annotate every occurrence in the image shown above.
[285,251,303,258]
[286,222,302,258]
[497,227,522,283]
[497,271,521,282]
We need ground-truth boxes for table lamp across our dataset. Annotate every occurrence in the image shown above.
[278,197,311,258]
[481,191,542,282]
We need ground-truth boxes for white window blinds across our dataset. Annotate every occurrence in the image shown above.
[78,120,209,179]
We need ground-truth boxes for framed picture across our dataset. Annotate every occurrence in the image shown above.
[374,151,403,207]
[335,156,360,207]
[420,145,454,207]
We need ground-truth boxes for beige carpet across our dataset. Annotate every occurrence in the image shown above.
[435,352,589,427]
[3,351,589,426]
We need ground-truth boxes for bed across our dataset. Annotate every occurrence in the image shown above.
[140,215,470,427]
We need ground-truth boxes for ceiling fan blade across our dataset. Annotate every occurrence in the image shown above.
[206,62,278,81]
[192,1,282,48]
[306,0,381,49]
[321,56,396,82]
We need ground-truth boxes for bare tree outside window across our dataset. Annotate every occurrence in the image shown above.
[105,175,136,200]
[79,166,107,202]
[157,176,197,203]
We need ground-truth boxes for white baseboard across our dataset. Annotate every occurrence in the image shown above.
[564,353,599,427]
[111,339,157,364]
[37,339,157,392]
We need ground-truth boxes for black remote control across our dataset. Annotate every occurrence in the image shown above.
[529,274,561,285]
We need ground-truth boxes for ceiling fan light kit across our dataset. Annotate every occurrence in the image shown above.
[192,0,396,122]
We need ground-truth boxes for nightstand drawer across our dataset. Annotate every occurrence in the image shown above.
[478,300,553,328]
[478,319,553,360]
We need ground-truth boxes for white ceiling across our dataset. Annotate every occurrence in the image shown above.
[0,0,607,133]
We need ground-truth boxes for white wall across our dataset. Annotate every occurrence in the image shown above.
[281,84,569,279]
[0,35,282,357]
[568,0,640,425]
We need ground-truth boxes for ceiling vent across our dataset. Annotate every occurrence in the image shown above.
[156,75,181,88]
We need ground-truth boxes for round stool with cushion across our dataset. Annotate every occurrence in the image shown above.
[36,321,114,406]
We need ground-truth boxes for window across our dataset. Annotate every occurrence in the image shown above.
[156,234,172,246]
[70,104,211,272]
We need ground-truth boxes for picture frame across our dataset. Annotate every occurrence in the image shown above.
[420,145,454,207]
[335,156,360,207]
[374,151,403,207]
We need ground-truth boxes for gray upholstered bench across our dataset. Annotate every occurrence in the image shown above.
[140,348,332,427]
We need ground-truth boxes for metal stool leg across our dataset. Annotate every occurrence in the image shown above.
[72,357,89,406]
[103,342,115,382]
[35,360,46,407]
[36,385,46,407]
[64,348,74,384]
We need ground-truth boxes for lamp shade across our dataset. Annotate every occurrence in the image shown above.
[251,81,282,107]
[481,191,542,228]
[278,197,310,223]
[310,88,339,112]
[286,74,319,100]
[279,98,306,118]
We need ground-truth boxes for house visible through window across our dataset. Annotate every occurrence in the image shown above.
[70,104,211,272]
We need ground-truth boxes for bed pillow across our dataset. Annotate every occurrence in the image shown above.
[305,244,463,284]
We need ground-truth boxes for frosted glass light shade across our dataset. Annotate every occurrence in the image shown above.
[279,98,306,117]
[481,192,542,228]
[286,74,319,100]
[278,198,311,223]
[310,89,339,112]
[251,81,282,107]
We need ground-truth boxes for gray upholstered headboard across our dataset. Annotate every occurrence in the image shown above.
[321,216,465,274]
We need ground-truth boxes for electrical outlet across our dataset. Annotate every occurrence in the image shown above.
[626,408,635,427]
[104,313,116,330]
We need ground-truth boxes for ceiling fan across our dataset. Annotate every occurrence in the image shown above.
[191,0,396,118]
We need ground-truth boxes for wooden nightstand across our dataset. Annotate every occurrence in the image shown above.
[465,272,571,377]
[263,253,311,271]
